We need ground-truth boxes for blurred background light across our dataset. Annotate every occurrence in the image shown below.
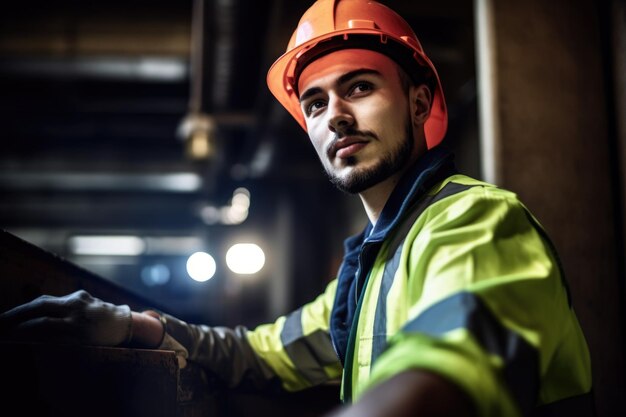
[0,57,187,82]
[226,243,265,275]
[144,236,204,255]
[186,251,216,282]
[141,263,171,287]
[200,205,221,225]
[201,187,251,225]
[0,172,202,193]
[69,235,146,256]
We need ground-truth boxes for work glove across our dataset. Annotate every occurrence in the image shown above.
[0,290,132,347]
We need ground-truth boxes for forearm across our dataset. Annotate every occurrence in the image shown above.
[160,313,278,389]
[327,370,475,417]
[125,309,277,389]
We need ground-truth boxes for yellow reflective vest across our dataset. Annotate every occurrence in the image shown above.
[245,149,593,416]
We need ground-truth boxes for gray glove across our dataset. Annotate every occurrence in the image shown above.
[0,290,132,346]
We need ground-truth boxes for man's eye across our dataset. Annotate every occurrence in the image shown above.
[306,100,326,116]
[350,82,373,95]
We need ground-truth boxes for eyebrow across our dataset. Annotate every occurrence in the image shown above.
[298,68,382,103]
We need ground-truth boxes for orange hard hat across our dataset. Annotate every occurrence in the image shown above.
[267,0,447,149]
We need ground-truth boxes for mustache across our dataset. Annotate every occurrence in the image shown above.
[326,128,378,156]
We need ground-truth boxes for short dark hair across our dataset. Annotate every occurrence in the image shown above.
[397,63,435,105]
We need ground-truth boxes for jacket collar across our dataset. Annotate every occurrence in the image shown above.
[362,145,457,244]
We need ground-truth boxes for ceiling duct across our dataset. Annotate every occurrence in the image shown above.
[178,0,251,162]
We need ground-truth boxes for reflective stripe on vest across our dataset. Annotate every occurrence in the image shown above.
[402,291,539,416]
[370,181,474,365]
[281,307,340,385]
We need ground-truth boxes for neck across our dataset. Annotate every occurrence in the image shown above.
[358,169,406,226]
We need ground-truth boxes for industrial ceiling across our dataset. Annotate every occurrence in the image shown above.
[0,0,478,325]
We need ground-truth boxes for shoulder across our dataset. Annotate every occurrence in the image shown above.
[427,174,519,204]
[417,174,527,222]
[399,174,549,251]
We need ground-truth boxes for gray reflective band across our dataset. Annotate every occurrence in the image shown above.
[281,307,303,346]
[281,308,340,385]
[403,292,539,416]
[386,182,474,257]
[370,241,404,365]
[370,181,474,364]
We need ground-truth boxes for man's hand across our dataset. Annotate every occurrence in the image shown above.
[0,290,133,346]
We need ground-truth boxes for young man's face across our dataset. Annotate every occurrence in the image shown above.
[297,49,416,194]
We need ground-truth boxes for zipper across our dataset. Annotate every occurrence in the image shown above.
[342,268,371,403]
[355,243,377,302]
[343,242,378,402]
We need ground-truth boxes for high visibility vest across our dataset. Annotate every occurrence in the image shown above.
[246,174,593,417]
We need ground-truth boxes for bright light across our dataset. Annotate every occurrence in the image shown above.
[221,188,251,225]
[69,235,145,256]
[226,243,265,274]
[159,173,202,192]
[232,188,250,207]
[200,187,251,225]
[186,252,216,282]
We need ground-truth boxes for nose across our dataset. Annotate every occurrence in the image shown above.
[327,98,354,134]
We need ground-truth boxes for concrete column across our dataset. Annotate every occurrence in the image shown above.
[475,0,625,415]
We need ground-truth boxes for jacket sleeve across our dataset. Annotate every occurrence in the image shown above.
[160,314,278,390]
[246,278,343,391]
[160,278,342,392]
[365,186,592,417]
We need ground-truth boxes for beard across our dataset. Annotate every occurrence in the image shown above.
[324,121,414,194]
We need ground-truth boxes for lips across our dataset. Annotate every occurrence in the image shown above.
[330,136,369,159]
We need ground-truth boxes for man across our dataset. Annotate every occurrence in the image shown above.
[1,1,593,416]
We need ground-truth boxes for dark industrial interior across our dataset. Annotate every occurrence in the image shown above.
[0,1,624,416]
[0,0,478,327]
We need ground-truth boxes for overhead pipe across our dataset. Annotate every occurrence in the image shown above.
[178,0,249,162]
[178,0,217,161]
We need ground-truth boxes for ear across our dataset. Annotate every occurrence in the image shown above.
[409,84,432,128]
